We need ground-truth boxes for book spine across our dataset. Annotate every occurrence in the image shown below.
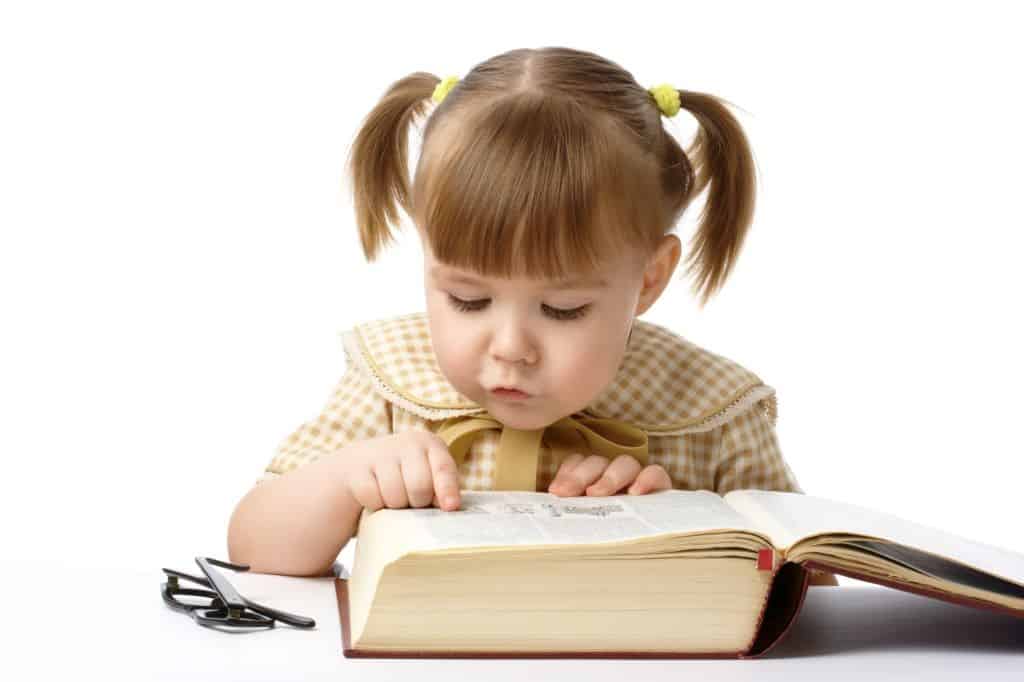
[742,561,812,658]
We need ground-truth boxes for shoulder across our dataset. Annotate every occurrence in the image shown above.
[339,311,488,422]
[582,318,779,436]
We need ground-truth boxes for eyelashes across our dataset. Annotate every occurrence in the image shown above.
[445,294,590,321]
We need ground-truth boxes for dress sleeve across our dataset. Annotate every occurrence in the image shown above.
[710,398,804,495]
[254,364,392,487]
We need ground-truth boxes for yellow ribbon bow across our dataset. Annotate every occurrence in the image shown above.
[433,410,649,491]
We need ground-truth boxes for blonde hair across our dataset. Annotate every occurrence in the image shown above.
[345,46,758,308]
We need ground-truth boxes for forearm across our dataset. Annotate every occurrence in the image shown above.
[227,451,363,577]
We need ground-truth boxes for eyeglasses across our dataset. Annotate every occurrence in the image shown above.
[161,557,315,630]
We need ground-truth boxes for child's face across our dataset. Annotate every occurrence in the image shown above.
[418,230,667,431]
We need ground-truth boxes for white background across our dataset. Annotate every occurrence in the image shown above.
[1,1,1021,584]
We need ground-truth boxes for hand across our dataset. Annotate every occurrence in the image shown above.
[339,431,462,513]
[547,453,672,497]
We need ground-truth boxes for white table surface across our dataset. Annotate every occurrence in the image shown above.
[7,557,1024,681]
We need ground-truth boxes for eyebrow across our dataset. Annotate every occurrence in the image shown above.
[431,266,610,290]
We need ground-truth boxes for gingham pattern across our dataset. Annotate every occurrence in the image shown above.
[713,403,803,494]
[257,312,802,495]
[259,366,392,483]
[353,313,478,409]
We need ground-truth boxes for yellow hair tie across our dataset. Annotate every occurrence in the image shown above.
[432,75,460,104]
[648,83,681,118]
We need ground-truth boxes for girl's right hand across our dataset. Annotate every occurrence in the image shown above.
[339,431,462,513]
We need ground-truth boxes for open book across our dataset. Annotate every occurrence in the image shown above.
[333,489,1024,658]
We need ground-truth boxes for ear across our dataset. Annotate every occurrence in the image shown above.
[634,235,681,317]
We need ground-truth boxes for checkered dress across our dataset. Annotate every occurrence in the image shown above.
[257,312,803,495]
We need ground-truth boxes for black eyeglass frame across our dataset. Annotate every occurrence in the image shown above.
[161,557,316,630]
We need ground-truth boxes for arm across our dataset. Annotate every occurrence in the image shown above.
[712,398,839,586]
[711,398,803,495]
[227,450,364,577]
[227,365,391,577]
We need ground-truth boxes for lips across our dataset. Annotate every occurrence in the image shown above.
[491,386,530,399]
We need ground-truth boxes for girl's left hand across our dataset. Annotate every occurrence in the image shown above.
[547,453,672,497]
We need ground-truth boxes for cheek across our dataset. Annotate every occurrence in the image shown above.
[436,343,477,386]
[552,334,621,396]
[426,300,479,388]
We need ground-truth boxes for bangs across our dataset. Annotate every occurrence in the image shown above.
[412,93,664,281]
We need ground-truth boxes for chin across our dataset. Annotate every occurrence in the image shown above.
[486,403,552,431]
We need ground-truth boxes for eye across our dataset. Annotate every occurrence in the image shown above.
[446,294,489,313]
[445,294,590,321]
[542,303,590,321]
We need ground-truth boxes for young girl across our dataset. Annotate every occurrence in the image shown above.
[227,46,838,586]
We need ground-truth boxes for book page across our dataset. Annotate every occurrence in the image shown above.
[847,539,1024,598]
[724,490,1024,587]
[388,488,770,552]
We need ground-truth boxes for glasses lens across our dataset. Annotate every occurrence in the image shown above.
[167,587,219,609]
[172,593,217,608]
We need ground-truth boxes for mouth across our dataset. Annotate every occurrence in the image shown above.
[491,386,531,400]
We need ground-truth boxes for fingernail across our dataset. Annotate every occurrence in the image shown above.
[445,495,458,509]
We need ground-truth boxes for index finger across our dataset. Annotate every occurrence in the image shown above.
[425,440,461,511]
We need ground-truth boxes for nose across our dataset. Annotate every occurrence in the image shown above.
[490,319,537,366]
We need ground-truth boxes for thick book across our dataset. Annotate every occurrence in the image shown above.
[332,489,1024,658]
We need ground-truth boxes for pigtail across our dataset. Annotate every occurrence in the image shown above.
[344,72,440,262]
[665,90,758,308]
